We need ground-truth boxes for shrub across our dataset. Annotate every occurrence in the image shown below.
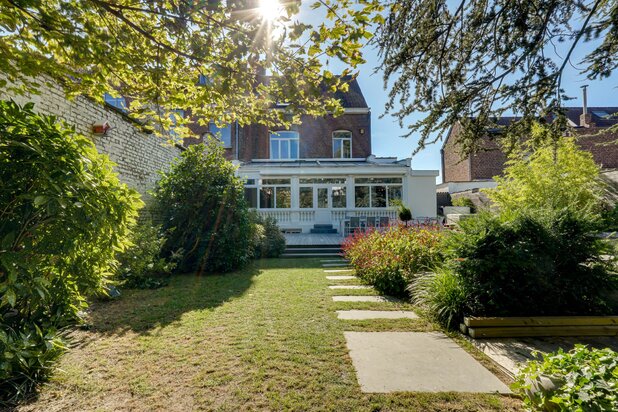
[452,197,475,212]
[601,203,618,232]
[0,100,142,401]
[445,211,616,317]
[256,216,286,258]
[409,268,467,329]
[153,139,253,274]
[342,225,444,297]
[392,199,412,223]
[486,137,604,220]
[116,219,180,289]
[513,345,618,411]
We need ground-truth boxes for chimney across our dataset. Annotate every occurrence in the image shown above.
[580,85,595,127]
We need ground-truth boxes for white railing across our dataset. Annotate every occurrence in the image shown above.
[255,208,399,228]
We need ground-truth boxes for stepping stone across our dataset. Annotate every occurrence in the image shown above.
[324,269,353,273]
[332,296,398,303]
[337,310,418,320]
[326,275,356,280]
[323,263,350,267]
[328,285,372,290]
[344,332,510,393]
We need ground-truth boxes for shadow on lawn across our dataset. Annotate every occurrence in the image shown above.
[80,263,262,338]
[77,257,326,339]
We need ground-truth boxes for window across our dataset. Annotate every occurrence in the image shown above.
[332,130,352,158]
[354,177,403,208]
[104,93,127,112]
[208,122,232,148]
[244,179,258,208]
[299,187,313,208]
[332,186,347,208]
[299,177,346,184]
[270,131,299,160]
[260,178,291,209]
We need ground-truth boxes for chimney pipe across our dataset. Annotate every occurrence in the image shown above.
[579,85,594,127]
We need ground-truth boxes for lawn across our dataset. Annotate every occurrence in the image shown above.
[16,259,520,411]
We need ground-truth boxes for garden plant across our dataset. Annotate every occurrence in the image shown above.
[0,101,142,402]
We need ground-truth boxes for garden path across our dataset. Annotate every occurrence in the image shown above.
[325,259,511,394]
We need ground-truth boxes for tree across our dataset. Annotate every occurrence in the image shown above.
[486,127,605,220]
[374,0,618,154]
[0,0,383,139]
[153,138,253,274]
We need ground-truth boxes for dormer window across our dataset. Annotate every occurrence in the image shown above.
[270,131,299,160]
[332,130,352,158]
[104,93,127,112]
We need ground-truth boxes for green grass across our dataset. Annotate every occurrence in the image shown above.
[18,258,521,411]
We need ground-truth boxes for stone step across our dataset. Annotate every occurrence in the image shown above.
[281,253,341,258]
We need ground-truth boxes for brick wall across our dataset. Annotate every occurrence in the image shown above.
[442,122,618,182]
[2,76,182,200]
[236,112,371,161]
[441,123,471,182]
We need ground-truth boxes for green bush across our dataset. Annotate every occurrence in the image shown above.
[116,219,180,289]
[601,203,618,232]
[409,268,467,329]
[342,225,444,297]
[513,345,618,411]
[445,211,616,317]
[486,136,604,220]
[452,197,475,212]
[0,100,142,401]
[250,213,286,259]
[153,140,253,274]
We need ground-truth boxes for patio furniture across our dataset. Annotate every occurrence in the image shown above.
[346,216,362,236]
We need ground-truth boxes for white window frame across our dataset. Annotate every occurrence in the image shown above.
[353,177,403,208]
[270,131,299,160]
[332,130,352,158]
[103,93,127,112]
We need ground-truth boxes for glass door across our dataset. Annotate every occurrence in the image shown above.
[315,186,331,224]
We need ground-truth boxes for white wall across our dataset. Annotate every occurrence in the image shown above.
[1,75,182,198]
[408,175,438,217]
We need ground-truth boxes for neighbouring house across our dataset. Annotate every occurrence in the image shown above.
[187,77,439,233]
[439,98,618,206]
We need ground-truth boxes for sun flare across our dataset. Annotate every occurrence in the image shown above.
[258,0,283,21]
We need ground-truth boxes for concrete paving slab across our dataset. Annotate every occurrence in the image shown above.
[329,285,372,290]
[333,296,398,303]
[324,269,353,273]
[344,332,510,393]
[337,310,418,320]
[326,275,356,280]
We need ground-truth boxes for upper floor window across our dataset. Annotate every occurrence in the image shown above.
[270,131,299,160]
[104,93,127,112]
[332,130,352,158]
[208,122,232,148]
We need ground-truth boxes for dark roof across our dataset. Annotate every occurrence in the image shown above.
[334,77,368,108]
[269,75,368,109]
[563,106,618,127]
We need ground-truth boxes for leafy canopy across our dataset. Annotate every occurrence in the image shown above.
[0,0,382,139]
[486,130,604,219]
[375,0,618,154]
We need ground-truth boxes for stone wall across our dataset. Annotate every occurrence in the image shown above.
[1,76,182,200]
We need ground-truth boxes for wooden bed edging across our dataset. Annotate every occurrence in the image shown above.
[462,316,618,339]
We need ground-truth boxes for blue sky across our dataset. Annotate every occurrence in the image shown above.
[296,4,617,182]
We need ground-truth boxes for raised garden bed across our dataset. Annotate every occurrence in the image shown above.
[461,316,618,338]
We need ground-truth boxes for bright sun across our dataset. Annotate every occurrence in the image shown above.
[258,0,283,21]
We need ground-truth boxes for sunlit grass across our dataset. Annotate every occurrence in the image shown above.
[18,258,521,411]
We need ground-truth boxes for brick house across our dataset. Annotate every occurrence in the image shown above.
[439,106,618,195]
[180,78,438,233]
